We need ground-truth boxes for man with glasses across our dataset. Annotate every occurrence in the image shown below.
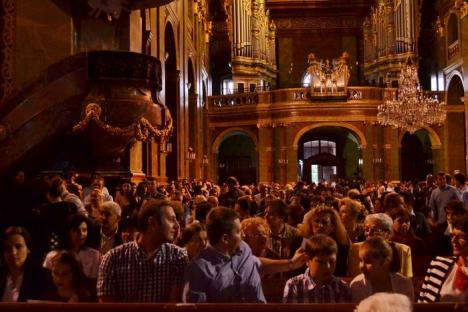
[347,213,412,278]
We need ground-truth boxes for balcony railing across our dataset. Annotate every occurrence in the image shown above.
[448,40,460,60]
[208,86,390,109]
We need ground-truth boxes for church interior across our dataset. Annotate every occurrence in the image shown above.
[0,0,466,186]
[0,0,468,310]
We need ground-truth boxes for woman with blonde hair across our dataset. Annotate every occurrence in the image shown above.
[339,197,366,243]
[241,217,278,258]
[299,205,350,276]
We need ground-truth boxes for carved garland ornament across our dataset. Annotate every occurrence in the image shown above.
[1,0,15,103]
[72,103,173,143]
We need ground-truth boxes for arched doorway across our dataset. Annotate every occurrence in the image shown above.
[446,75,466,173]
[188,58,197,178]
[164,23,178,181]
[297,127,361,183]
[400,129,433,182]
[217,132,256,185]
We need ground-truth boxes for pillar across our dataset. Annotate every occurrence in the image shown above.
[258,126,273,184]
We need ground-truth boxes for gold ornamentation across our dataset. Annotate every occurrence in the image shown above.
[1,0,15,103]
[307,52,350,95]
[454,0,468,18]
[73,102,173,143]
[377,59,446,134]
[0,123,7,141]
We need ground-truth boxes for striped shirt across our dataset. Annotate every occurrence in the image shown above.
[283,269,351,303]
[97,241,189,302]
[418,256,456,303]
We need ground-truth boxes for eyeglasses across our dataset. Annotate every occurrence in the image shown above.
[364,227,386,235]
[450,233,468,242]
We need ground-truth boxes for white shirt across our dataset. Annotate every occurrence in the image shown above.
[2,273,24,302]
[44,247,101,278]
[440,262,468,302]
[350,272,414,303]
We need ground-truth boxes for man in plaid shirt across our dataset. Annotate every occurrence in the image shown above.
[283,234,351,303]
[97,199,189,302]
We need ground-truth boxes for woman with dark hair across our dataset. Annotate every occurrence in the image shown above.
[0,226,47,302]
[419,213,468,302]
[115,180,137,217]
[44,251,92,302]
[43,214,101,279]
[177,221,207,260]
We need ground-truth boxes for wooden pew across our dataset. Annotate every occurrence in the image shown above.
[0,302,463,312]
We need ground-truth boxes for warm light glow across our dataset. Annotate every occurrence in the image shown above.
[377,60,446,134]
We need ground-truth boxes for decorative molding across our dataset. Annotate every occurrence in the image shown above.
[1,0,15,104]
[275,16,362,30]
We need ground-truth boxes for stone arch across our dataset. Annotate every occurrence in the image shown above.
[446,70,465,93]
[164,21,178,66]
[397,126,442,149]
[293,122,367,150]
[212,127,258,154]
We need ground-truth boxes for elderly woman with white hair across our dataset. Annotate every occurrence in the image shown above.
[347,213,413,278]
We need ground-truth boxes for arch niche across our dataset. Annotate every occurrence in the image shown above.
[294,124,364,183]
[164,23,179,181]
[213,129,257,185]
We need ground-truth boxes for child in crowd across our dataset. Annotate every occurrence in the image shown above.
[283,234,351,303]
[350,236,414,302]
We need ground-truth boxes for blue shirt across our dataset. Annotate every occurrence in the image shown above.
[182,241,266,303]
[429,185,460,224]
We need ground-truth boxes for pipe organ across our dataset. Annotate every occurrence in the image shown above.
[363,0,419,85]
[225,0,277,89]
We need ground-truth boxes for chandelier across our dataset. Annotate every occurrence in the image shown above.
[377,59,446,134]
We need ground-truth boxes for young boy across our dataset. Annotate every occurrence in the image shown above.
[283,234,351,303]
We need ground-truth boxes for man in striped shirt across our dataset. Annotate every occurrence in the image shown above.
[283,234,351,303]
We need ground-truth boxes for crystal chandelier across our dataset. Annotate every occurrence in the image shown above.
[377,60,446,134]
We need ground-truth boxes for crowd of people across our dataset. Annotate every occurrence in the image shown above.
[1,170,468,307]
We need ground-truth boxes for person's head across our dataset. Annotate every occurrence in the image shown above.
[364,213,393,240]
[454,173,466,188]
[235,196,253,220]
[63,214,90,250]
[194,201,214,224]
[241,217,270,257]
[390,208,411,236]
[445,200,465,225]
[14,170,25,184]
[446,174,453,185]
[382,192,404,215]
[1,226,31,271]
[137,199,179,243]
[356,293,412,312]
[51,251,86,294]
[91,175,105,190]
[89,188,104,207]
[120,215,138,243]
[451,213,468,257]
[426,174,434,185]
[359,236,393,278]
[226,176,238,188]
[304,234,338,283]
[347,189,361,200]
[100,201,121,232]
[436,172,447,189]
[300,206,337,238]
[265,199,288,233]
[178,222,207,260]
[287,204,305,227]
[146,177,157,193]
[48,176,65,200]
[207,196,219,207]
[206,207,241,256]
[121,180,132,195]
[136,182,148,197]
[339,197,363,225]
